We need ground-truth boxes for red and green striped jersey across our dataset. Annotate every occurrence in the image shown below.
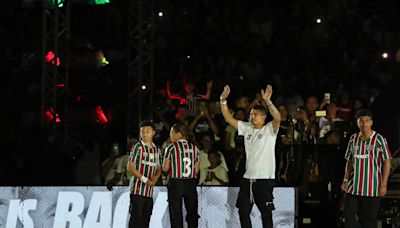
[345,131,392,197]
[163,139,199,178]
[129,141,161,198]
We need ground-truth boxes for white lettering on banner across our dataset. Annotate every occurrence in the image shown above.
[53,192,85,228]
[112,192,129,228]
[0,186,295,227]
[20,200,36,228]
[6,199,37,228]
[6,200,19,228]
[149,192,168,228]
[83,192,112,228]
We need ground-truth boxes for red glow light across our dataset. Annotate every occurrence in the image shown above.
[95,105,108,124]
[45,51,61,66]
[45,107,61,123]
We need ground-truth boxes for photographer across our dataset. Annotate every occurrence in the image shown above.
[189,100,219,138]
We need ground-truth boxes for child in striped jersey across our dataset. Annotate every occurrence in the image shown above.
[163,123,200,228]
[341,109,392,228]
[127,120,162,228]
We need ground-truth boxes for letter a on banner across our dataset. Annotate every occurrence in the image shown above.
[112,192,130,228]
[83,191,112,228]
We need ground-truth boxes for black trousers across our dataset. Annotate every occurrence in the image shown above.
[344,194,381,228]
[236,178,275,228]
[167,178,199,228]
[129,195,153,228]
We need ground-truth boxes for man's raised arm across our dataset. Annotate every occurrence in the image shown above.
[261,85,281,133]
[220,85,238,129]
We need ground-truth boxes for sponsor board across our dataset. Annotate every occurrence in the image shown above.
[0,186,295,228]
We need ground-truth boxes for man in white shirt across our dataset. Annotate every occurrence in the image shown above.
[220,84,281,228]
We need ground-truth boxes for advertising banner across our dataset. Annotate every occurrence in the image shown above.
[0,186,295,228]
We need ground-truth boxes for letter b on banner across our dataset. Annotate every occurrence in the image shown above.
[53,192,85,228]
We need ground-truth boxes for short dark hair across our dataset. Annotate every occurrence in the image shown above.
[172,122,190,139]
[252,104,267,115]
[140,120,156,131]
[207,148,219,157]
[355,109,373,119]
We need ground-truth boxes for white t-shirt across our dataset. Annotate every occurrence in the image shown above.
[238,121,277,179]
[198,166,229,185]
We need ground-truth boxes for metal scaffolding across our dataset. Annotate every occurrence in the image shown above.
[41,0,70,142]
[127,0,155,134]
